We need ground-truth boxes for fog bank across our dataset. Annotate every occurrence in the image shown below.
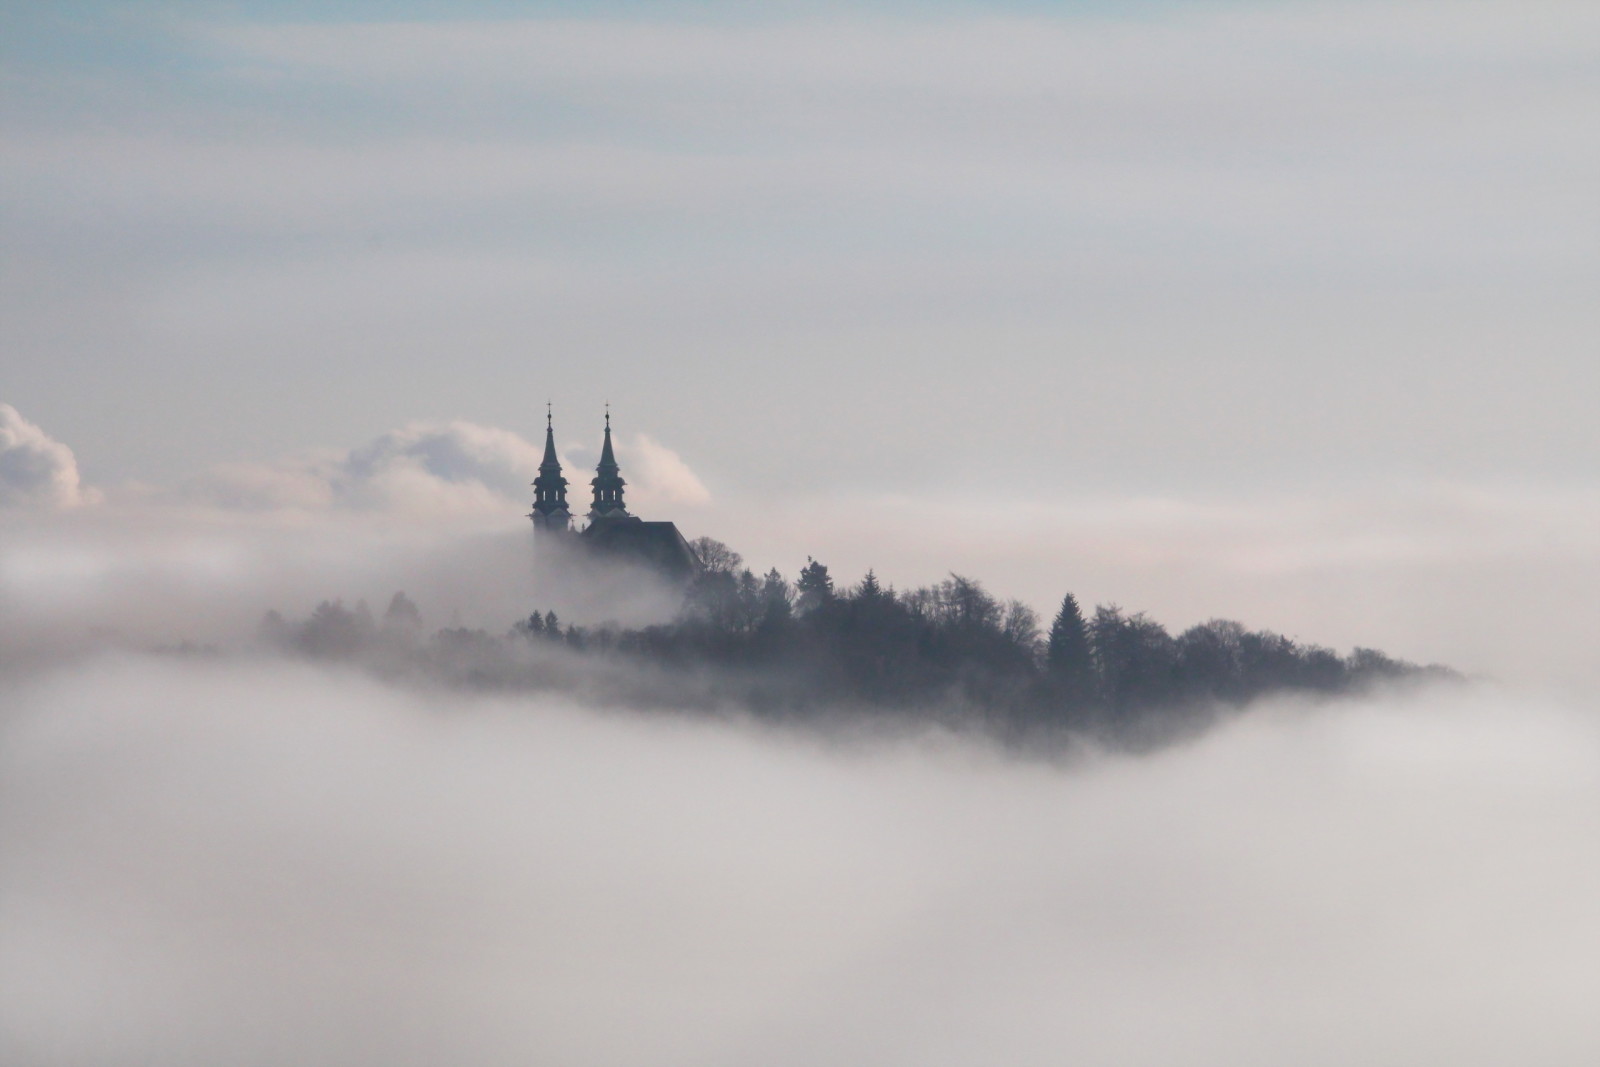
[5,477,1599,697]
[0,509,681,670]
[3,656,1597,1065]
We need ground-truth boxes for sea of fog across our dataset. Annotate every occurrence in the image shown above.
[3,654,1598,1066]
[2,492,1598,1064]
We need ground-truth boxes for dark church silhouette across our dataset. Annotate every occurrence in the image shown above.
[530,407,701,578]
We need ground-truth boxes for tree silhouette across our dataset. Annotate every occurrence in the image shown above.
[689,536,742,574]
[262,543,1453,749]
[795,557,834,614]
[1044,593,1096,717]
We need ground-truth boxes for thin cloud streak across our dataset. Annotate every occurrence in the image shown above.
[15,5,1598,265]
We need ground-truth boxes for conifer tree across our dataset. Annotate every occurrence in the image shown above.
[383,591,422,631]
[760,568,792,612]
[795,557,834,613]
[1046,593,1095,704]
[857,569,885,601]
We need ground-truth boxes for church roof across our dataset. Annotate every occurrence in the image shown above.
[536,407,697,578]
[580,516,700,578]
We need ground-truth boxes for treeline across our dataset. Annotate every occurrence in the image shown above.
[596,541,1449,743]
[261,537,1454,747]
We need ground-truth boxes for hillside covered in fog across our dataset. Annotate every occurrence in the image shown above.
[262,538,1454,748]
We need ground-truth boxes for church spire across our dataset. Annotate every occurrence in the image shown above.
[539,403,560,469]
[588,404,628,520]
[529,402,571,532]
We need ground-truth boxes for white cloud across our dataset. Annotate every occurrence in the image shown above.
[0,404,98,509]
[179,419,534,515]
[339,420,543,511]
[623,433,712,511]
[180,420,710,519]
[182,420,538,516]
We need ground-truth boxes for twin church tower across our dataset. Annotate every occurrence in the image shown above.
[530,408,700,577]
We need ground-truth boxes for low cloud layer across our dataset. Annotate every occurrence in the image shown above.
[0,404,96,510]
[183,419,543,515]
[713,485,1600,696]
[2,656,1596,1065]
[0,403,709,520]
[182,419,708,517]
[0,402,1594,693]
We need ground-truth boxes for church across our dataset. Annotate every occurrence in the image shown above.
[529,408,701,578]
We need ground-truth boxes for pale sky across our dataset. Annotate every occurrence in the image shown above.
[3,1,1598,686]
[5,0,1596,496]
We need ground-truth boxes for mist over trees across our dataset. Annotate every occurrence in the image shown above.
[260,538,1453,748]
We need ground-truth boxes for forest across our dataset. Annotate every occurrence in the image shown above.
[261,537,1455,748]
